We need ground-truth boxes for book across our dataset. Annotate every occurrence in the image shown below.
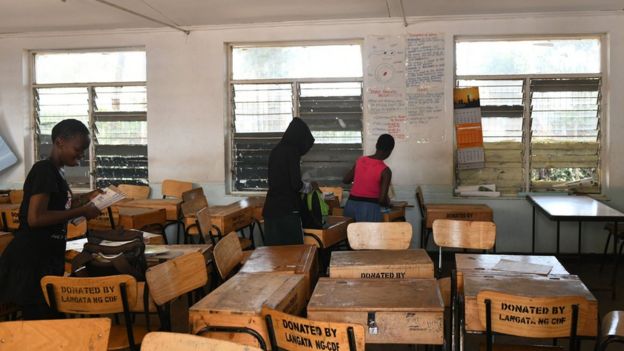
[70,185,127,225]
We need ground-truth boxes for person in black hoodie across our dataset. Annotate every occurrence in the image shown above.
[262,118,315,246]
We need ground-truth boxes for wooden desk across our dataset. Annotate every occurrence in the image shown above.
[329,249,434,279]
[455,253,569,291]
[303,216,352,249]
[117,207,166,230]
[462,274,597,337]
[333,204,407,222]
[527,195,624,255]
[0,203,19,231]
[145,244,212,263]
[240,196,265,222]
[307,278,444,345]
[189,273,306,349]
[239,245,318,298]
[209,202,254,235]
[425,204,493,229]
[118,199,182,221]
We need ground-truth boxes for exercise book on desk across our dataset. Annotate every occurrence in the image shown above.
[492,258,553,275]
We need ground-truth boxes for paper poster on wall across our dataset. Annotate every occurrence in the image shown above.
[365,35,408,141]
[454,87,485,169]
[366,35,407,89]
[0,135,17,173]
[406,33,446,143]
[365,33,446,143]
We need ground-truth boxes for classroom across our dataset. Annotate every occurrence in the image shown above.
[1,0,624,350]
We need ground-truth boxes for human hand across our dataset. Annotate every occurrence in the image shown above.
[81,203,101,219]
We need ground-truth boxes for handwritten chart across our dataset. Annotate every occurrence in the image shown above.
[365,34,446,143]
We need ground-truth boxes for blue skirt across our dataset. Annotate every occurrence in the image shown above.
[344,199,382,222]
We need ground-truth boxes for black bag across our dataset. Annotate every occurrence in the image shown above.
[71,228,147,281]
[300,191,326,229]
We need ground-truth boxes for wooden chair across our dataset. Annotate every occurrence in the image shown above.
[41,274,148,351]
[415,186,429,249]
[432,219,496,275]
[213,232,252,282]
[66,220,87,240]
[182,187,207,204]
[262,307,365,351]
[193,206,253,250]
[433,219,496,349]
[161,179,193,199]
[0,318,111,351]
[118,184,150,200]
[596,311,624,351]
[9,189,23,204]
[478,291,587,351]
[196,206,218,245]
[141,331,263,351]
[181,188,209,243]
[145,252,209,331]
[161,179,192,244]
[347,222,412,250]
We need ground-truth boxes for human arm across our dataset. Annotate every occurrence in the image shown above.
[342,164,355,184]
[378,168,392,207]
[71,189,103,208]
[28,193,101,228]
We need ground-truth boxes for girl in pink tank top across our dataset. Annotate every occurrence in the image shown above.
[342,134,395,222]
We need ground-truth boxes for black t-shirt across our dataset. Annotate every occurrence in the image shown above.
[0,160,71,305]
[18,159,71,243]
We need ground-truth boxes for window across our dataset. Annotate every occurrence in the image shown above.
[455,38,602,195]
[228,43,364,192]
[33,49,147,189]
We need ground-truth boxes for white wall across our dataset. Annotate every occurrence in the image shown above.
[1,12,623,252]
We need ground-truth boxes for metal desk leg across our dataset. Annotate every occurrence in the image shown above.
[612,221,619,299]
[578,221,582,261]
[532,206,536,254]
[556,221,560,256]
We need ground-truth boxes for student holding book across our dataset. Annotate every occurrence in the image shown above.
[342,134,395,222]
[0,119,101,319]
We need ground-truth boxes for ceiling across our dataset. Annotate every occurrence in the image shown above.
[0,0,623,34]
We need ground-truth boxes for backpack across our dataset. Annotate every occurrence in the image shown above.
[70,228,154,329]
[71,228,147,281]
[300,190,329,229]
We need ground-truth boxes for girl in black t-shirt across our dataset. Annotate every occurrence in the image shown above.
[0,119,102,320]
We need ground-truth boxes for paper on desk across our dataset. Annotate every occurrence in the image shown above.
[492,259,553,275]
[71,185,126,225]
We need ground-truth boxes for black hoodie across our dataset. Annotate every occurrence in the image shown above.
[262,118,315,218]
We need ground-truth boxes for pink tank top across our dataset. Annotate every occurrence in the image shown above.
[350,156,388,199]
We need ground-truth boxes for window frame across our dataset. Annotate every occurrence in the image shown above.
[225,40,364,195]
[453,35,607,196]
[30,47,147,191]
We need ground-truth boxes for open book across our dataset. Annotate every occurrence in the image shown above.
[70,185,127,225]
